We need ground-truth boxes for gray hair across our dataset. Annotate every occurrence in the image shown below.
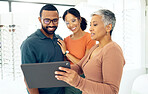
[91,9,116,35]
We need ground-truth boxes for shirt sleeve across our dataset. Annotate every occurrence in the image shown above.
[20,40,37,64]
[71,56,86,75]
[72,45,125,94]
[71,45,97,75]
[71,52,90,75]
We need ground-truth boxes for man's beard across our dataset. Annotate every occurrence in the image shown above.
[42,25,57,35]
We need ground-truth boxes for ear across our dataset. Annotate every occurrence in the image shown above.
[38,17,42,23]
[106,24,112,33]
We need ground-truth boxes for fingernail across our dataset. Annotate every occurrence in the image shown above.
[55,76,59,80]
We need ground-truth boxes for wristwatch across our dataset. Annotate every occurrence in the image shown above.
[64,51,69,56]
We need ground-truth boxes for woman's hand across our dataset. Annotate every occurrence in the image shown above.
[57,39,67,54]
[55,67,79,86]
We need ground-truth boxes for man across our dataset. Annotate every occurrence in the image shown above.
[21,4,64,94]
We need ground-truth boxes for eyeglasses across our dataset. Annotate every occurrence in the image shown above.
[42,18,59,25]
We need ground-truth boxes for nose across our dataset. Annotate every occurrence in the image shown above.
[48,21,55,26]
[89,26,93,33]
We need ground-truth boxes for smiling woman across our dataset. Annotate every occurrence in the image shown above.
[58,8,96,65]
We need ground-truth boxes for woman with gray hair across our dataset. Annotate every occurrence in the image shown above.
[55,9,125,94]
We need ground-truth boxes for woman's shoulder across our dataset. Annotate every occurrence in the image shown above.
[103,41,123,54]
[81,32,92,40]
[64,35,71,41]
[84,32,91,37]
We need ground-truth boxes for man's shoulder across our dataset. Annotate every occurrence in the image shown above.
[26,30,40,41]
[21,31,39,47]
[55,34,63,40]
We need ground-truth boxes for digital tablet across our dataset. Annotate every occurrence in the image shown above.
[21,61,70,88]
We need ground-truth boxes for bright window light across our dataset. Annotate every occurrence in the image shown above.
[0,1,9,13]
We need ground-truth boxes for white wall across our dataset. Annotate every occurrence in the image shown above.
[146,5,148,69]
[146,0,148,73]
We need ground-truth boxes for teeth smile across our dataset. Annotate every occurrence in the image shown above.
[48,28,54,31]
[91,33,95,37]
[91,33,95,35]
[71,27,76,30]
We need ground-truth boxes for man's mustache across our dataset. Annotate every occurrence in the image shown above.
[46,26,57,28]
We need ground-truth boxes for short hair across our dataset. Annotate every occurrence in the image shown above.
[40,4,59,17]
[91,9,116,36]
[62,8,87,31]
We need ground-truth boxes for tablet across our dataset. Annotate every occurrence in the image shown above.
[21,61,70,88]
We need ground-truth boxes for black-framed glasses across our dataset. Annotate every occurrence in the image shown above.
[42,18,59,25]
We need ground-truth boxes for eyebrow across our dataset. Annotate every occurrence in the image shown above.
[43,18,58,20]
[90,21,98,24]
[92,21,98,23]
[65,18,77,21]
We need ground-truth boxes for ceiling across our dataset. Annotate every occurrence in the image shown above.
[7,0,87,5]
[2,0,148,6]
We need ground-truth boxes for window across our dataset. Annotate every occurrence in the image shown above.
[0,1,9,13]
[115,0,142,69]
